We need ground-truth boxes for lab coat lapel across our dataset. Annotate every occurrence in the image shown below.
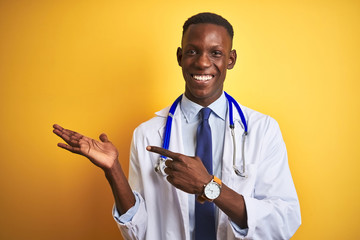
[156,105,190,239]
[221,108,245,182]
[156,106,170,140]
[218,107,244,238]
[221,107,242,185]
[222,111,234,184]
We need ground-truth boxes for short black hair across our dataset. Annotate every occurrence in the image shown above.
[182,12,234,39]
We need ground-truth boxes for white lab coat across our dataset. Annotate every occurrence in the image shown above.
[115,101,301,240]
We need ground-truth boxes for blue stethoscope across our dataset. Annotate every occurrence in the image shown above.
[154,92,248,178]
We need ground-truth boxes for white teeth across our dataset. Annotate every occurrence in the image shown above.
[193,75,213,81]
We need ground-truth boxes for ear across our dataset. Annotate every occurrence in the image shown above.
[176,47,182,67]
[227,49,237,70]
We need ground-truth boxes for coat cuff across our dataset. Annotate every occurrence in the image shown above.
[112,191,140,224]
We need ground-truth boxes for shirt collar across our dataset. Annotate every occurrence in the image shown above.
[180,92,227,123]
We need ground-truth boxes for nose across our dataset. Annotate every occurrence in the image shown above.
[195,53,211,69]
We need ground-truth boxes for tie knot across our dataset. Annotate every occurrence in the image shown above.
[200,107,212,121]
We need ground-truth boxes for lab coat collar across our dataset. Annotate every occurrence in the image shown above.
[155,106,170,118]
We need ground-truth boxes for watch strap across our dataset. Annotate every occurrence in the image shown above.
[213,176,222,186]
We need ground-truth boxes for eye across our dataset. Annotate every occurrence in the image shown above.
[212,50,222,57]
[186,49,197,55]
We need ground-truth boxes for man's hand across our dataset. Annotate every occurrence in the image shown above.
[147,145,248,228]
[146,146,212,195]
[53,124,118,171]
[53,124,136,214]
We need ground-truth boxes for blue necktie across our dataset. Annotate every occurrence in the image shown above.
[195,107,216,240]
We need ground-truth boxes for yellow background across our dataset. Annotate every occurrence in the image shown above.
[0,0,359,239]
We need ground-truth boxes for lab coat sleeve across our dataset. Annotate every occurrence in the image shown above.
[113,192,147,240]
[112,129,148,240]
[232,117,301,239]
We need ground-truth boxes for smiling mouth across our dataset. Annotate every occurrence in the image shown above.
[191,74,214,81]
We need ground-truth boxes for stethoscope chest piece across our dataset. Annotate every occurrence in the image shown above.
[234,166,248,178]
[154,157,167,176]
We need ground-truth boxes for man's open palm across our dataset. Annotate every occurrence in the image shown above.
[53,124,118,170]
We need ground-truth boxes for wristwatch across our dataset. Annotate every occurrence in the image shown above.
[197,176,222,203]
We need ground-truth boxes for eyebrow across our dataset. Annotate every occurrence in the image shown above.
[184,43,225,49]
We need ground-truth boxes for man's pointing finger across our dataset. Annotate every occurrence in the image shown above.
[146,146,178,160]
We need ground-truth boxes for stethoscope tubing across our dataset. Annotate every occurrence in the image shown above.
[161,95,183,160]
[155,92,248,177]
[224,92,248,133]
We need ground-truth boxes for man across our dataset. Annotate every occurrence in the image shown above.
[53,12,301,239]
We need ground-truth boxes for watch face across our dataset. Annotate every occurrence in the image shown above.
[204,182,221,200]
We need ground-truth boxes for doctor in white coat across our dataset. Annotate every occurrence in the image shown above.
[53,12,301,240]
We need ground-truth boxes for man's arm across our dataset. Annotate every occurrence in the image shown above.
[52,124,135,215]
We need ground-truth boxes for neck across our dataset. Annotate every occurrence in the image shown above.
[184,90,223,107]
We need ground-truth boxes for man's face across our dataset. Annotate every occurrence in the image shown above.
[177,23,236,107]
